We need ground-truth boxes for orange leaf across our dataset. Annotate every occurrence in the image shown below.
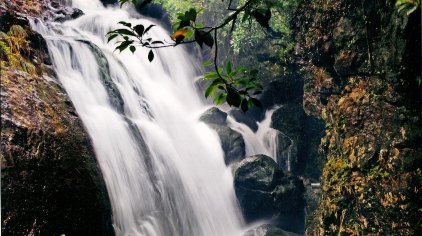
[171,29,189,41]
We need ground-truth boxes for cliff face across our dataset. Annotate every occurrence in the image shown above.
[293,0,421,235]
[0,1,114,235]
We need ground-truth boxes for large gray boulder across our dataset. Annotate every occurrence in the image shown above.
[233,155,305,234]
[200,107,228,126]
[200,107,245,165]
[209,124,245,165]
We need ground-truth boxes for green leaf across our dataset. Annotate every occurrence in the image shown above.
[172,22,180,31]
[203,71,220,80]
[195,30,214,48]
[226,86,241,107]
[129,45,136,53]
[213,93,227,105]
[151,41,164,44]
[118,21,132,28]
[229,70,238,77]
[202,60,213,67]
[115,40,134,52]
[194,30,204,47]
[134,24,145,36]
[178,20,191,30]
[144,25,155,34]
[113,28,136,36]
[184,8,197,22]
[185,30,194,39]
[148,49,154,62]
[203,32,214,48]
[250,97,262,108]
[107,34,118,43]
[205,79,221,98]
[225,60,232,75]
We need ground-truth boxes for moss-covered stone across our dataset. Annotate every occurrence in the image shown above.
[1,2,114,235]
[293,0,422,234]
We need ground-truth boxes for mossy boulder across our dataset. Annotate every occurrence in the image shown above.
[293,0,422,234]
[1,3,114,235]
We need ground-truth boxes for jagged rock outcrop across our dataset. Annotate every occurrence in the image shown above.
[293,0,422,234]
[1,1,114,235]
[233,155,305,234]
[271,103,324,179]
[200,107,246,165]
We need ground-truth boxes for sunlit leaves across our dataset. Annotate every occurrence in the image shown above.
[170,8,214,48]
[110,0,274,111]
[203,60,263,112]
[171,28,190,43]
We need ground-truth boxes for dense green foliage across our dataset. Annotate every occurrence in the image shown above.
[108,0,299,111]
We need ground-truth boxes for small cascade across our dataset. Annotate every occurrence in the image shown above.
[228,107,294,172]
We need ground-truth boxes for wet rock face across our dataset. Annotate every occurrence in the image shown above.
[233,155,305,234]
[271,104,324,179]
[209,124,246,165]
[200,107,228,126]
[1,70,114,236]
[52,8,84,22]
[200,107,246,165]
[1,2,114,235]
[294,0,421,234]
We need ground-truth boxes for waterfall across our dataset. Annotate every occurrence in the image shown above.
[31,1,244,235]
[228,108,293,172]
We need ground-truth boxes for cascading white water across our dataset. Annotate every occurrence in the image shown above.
[227,108,294,172]
[227,108,279,160]
[31,1,245,235]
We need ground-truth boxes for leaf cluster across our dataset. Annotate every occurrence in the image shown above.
[111,0,283,111]
[203,60,262,112]
[171,8,214,48]
[106,21,163,62]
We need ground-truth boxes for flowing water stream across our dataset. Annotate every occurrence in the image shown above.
[31,1,245,235]
[228,108,294,172]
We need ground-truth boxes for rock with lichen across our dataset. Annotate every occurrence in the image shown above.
[0,2,114,235]
[293,0,422,235]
